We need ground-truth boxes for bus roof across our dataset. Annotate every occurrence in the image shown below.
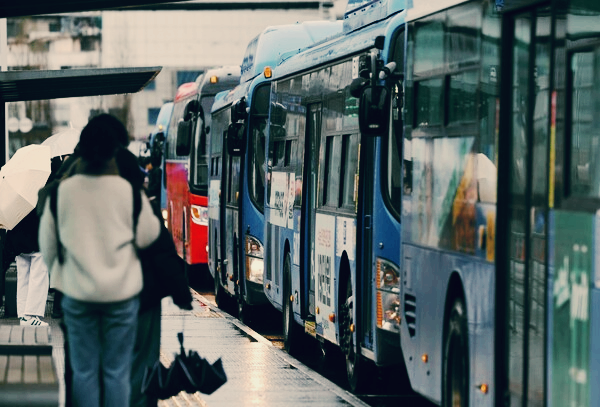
[273,13,398,80]
[195,65,241,97]
[211,80,252,114]
[343,0,406,33]
[174,81,199,103]
[240,20,343,84]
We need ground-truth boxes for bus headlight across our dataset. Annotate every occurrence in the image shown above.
[376,258,400,332]
[190,205,208,226]
[162,209,168,228]
[246,235,264,284]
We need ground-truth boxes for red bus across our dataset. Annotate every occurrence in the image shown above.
[165,66,241,272]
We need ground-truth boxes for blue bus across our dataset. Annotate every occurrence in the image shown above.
[265,0,600,405]
[208,21,343,321]
[148,101,174,215]
[263,0,411,392]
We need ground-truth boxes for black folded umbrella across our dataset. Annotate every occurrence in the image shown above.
[142,332,227,399]
[141,358,175,399]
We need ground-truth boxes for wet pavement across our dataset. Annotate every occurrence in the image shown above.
[0,291,371,407]
[160,291,369,406]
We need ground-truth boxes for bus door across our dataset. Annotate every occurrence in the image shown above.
[224,150,242,294]
[301,103,322,324]
[498,5,552,406]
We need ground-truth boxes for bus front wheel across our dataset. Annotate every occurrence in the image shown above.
[443,297,469,407]
[341,277,368,393]
[238,297,253,324]
[214,269,225,308]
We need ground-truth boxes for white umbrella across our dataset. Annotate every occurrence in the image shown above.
[42,127,82,157]
[0,145,52,230]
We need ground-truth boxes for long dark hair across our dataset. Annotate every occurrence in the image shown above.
[78,114,127,170]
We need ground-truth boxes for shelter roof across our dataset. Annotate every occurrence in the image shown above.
[0,67,161,102]
[0,0,189,18]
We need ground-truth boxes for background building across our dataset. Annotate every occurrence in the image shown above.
[5,1,344,155]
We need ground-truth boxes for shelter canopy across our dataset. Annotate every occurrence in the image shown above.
[0,67,161,102]
[0,0,189,18]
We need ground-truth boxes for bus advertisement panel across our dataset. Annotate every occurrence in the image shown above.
[165,66,240,271]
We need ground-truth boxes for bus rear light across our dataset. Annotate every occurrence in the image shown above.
[190,205,208,226]
[376,258,401,332]
[245,235,264,284]
[328,313,335,323]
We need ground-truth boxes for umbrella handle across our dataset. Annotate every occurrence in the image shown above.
[177,309,188,355]
[178,332,184,354]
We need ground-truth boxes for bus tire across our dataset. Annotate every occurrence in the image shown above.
[282,254,300,354]
[443,297,469,407]
[214,269,225,308]
[341,277,368,393]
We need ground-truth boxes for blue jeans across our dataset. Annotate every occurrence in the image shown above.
[62,295,139,407]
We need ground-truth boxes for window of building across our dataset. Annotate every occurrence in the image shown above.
[176,71,203,87]
[144,80,156,91]
[148,108,161,126]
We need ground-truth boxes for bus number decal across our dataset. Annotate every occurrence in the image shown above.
[287,173,295,229]
[208,180,220,220]
[315,213,336,342]
[270,171,288,227]
[318,254,332,307]
[293,231,300,266]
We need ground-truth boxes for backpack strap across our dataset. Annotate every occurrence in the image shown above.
[49,184,64,265]
[132,185,142,241]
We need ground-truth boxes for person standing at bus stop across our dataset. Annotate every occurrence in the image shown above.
[39,114,161,407]
[8,210,49,327]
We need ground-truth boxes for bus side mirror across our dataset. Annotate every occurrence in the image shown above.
[270,102,287,126]
[153,131,165,146]
[227,122,245,156]
[184,99,200,120]
[231,97,247,123]
[359,85,390,136]
[176,120,193,156]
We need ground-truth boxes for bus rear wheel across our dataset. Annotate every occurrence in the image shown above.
[282,254,300,354]
[238,297,253,325]
[443,298,469,407]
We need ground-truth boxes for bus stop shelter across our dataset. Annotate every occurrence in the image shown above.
[0,67,162,165]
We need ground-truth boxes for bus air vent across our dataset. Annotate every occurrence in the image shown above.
[404,294,416,337]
